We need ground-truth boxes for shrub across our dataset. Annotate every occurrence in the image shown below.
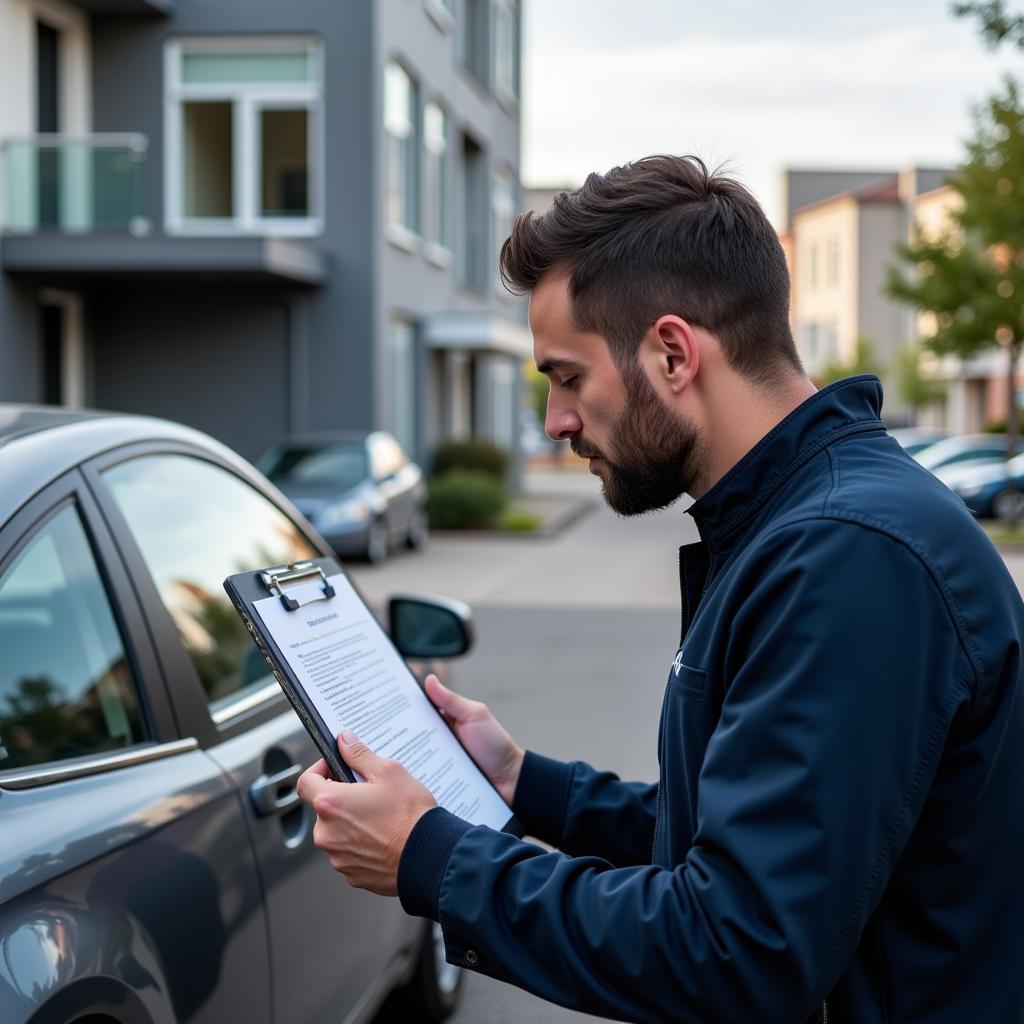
[427,470,507,529]
[500,510,542,532]
[433,437,510,481]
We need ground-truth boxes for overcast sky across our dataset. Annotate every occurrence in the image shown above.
[521,0,1021,225]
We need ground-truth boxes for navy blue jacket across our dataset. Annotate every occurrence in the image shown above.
[398,377,1024,1023]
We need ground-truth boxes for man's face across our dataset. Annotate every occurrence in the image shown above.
[531,275,700,516]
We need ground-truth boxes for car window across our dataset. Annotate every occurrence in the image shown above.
[0,504,146,772]
[260,443,368,489]
[103,455,317,713]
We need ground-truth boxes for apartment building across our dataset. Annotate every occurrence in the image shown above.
[782,167,1015,432]
[779,168,945,426]
[0,0,526,465]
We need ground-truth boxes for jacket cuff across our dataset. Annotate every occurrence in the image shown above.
[397,806,474,921]
[511,751,575,845]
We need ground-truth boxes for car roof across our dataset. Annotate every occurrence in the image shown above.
[0,403,252,531]
[267,432,377,447]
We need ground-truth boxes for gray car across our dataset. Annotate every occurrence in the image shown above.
[258,433,429,564]
[0,406,463,1024]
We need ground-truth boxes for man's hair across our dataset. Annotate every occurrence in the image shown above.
[501,155,802,385]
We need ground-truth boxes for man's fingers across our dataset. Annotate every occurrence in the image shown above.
[425,674,476,720]
[297,763,335,806]
[338,730,390,780]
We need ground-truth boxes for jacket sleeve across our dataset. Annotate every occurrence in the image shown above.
[511,750,658,866]
[396,519,975,1024]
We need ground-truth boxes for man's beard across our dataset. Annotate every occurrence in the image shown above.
[571,364,700,517]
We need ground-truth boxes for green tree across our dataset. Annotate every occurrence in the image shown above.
[818,336,882,386]
[953,1,1024,49]
[894,343,947,417]
[887,77,1024,462]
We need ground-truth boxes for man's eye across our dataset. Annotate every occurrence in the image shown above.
[560,377,578,391]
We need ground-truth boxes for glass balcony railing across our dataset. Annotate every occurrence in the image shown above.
[0,133,148,235]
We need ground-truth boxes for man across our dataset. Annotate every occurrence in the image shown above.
[297,155,1024,1023]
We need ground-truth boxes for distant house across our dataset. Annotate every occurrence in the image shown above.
[780,166,1009,432]
[0,0,527,466]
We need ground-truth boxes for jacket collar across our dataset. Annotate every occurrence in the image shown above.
[686,375,886,550]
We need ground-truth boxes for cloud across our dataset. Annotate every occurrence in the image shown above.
[522,8,1019,223]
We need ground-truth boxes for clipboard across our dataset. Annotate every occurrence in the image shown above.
[223,558,518,833]
[224,557,356,781]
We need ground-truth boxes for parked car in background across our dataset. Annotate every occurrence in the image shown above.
[945,453,1024,521]
[887,427,949,457]
[0,406,465,1024]
[914,434,1009,474]
[258,432,428,564]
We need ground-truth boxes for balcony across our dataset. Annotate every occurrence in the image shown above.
[0,134,324,286]
[2,134,148,236]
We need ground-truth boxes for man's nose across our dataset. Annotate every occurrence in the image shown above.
[545,400,582,441]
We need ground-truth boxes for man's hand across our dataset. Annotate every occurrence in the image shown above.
[424,674,525,805]
[296,731,437,896]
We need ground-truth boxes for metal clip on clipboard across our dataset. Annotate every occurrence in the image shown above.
[259,561,336,611]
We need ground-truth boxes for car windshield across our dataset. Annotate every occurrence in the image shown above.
[260,443,368,489]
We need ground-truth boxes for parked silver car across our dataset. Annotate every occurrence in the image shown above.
[914,433,1009,473]
[258,432,429,564]
[0,406,463,1024]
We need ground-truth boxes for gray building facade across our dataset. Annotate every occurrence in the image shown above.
[0,0,527,465]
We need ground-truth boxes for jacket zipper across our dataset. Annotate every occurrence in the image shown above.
[821,999,829,1023]
[655,534,714,861]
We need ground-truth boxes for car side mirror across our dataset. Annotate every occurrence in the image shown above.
[388,594,474,659]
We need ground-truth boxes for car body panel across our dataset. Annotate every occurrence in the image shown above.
[0,407,428,1024]
[0,749,272,1024]
[948,454,1024,519]
[914,433,1009,472]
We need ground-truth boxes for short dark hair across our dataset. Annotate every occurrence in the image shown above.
[501,155,802,384]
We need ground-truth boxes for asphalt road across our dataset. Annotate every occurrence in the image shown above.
[353,468,700,1023]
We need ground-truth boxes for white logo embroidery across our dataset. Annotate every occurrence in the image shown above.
[671,651,684,677]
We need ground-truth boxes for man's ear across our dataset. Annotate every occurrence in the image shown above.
[644,315,699,394]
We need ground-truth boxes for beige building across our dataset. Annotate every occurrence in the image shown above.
[783,168,950,425]
[907,185,1012,433]
[783,166,1014,433]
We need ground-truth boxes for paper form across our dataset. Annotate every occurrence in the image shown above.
[253,573,511,831]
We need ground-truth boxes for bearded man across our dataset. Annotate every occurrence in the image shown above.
[298,155,1024,1024]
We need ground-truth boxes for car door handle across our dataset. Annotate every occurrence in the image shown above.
[250,764,304,817]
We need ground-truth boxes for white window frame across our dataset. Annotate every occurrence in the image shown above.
[422,100,450,258]
[491,163,516,294]
[491,0,518,108]
[384,60,419,239]
[164,36,323,237]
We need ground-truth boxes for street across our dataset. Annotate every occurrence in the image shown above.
[353,468,699,1023]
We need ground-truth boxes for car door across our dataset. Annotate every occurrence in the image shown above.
[84,445,414,1024]
[0,469,271,1024]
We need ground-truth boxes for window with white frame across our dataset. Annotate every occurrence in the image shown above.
[423,103,449,250]
[491,164,516,286]
[390,318,416,455]
[165,37,321,235]
[384,62,418,234]
[492,0,518,102]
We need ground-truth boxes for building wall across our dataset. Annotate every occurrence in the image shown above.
[0,0,91,402]
[91,284,292,458]
[856,200,907,417]
[374,0,524,465]
[89,1,377,447]
[791,197,859,377]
